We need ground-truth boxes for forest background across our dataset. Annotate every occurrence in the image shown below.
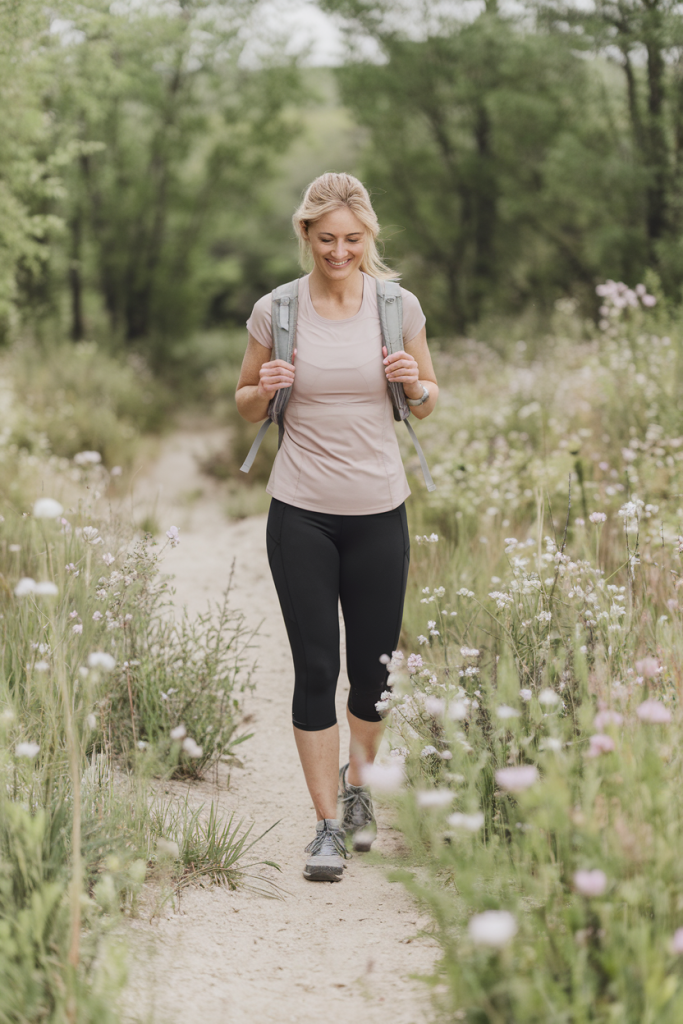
[4,0,683,374]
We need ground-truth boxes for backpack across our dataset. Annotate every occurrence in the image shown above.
[239,277,435,492]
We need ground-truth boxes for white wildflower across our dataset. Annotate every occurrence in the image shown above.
[416,789,454,809]
[447,811,484,831]
[182,737,203,758]
[170,725,187,740]
[14,578,37,596]
[87,651,116,672]
[15,741,40,759]
[33,498,63,519]
[468,910,517,948]
[74,450,102,466]
[361,762,405,793]
[496,705,520,720]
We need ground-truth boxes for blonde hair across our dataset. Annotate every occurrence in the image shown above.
[292,172,399,281]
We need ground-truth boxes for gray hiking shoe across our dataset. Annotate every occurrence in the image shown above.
[339,763,377,853]
[303,819,348,882]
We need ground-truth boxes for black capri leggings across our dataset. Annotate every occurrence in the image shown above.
[266,498,410,732]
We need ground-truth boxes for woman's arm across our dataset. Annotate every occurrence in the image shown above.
[382,326,438,420]
[235,336,296,423]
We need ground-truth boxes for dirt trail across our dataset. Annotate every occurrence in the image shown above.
[123,427,438,1024]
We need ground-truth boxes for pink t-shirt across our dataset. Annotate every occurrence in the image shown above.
[246,272,426,515]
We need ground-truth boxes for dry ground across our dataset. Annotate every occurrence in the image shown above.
[122,426,439,1024]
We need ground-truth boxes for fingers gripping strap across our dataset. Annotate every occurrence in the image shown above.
[404,418,436,492]
[239,419,272,473]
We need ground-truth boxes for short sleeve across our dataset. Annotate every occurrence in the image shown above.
[400,288,426,343]
[246,293,273,349]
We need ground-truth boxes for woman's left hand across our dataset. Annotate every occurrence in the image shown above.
[382,346,419,386]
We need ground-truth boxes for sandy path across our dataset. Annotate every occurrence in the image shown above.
[123,427,438,1024]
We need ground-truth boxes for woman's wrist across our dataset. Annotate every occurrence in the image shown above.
[403,381,424,401]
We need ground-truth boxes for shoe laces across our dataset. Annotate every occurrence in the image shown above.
[305,821,349,859]
[340,766,374,825]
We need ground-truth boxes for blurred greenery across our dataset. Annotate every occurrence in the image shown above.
[4,0,683,366]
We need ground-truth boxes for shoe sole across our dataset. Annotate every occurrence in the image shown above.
[303,865,343,882]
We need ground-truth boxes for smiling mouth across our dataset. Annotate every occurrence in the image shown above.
[326,257,353,267]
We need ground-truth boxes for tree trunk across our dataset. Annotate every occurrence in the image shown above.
[644,6,668,244]
[68,210,84,341]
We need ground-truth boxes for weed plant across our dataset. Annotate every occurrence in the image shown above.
[382,283,683,1021]
[0,359,265,1022]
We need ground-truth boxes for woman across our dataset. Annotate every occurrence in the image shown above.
[236,172,438,882]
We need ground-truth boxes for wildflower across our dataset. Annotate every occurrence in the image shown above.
[636,699,672,724]
[111,466,122,477]
[74,450,102,466]
[35,582,58,596]
[460,646,480,658]
[87,651,116,672]
[34,660,49,672]
[575,517,585,526]
[468,910,517,948]
[424,696,446,717]
[102,553,115,566]
[671,929,683,955]
[519,689,532,701]
[538,689,561,706]
[361,762,404,793]
[536,611,552,623]
[421,745,439,757]
[15,742,40,758]
[92,611,103,621]
[8,544,20,553]
[166,525,180,547]
[72,624,83,634]
[456,588,475,598]
[440,750,452,760]
[541,737,563,752]
[448,701,469,721]
[33,498,64,519]
[417,635,429,645]
[634,656,661,678]
[182,737,203,758]
[87,713,97,730]
[156,838,180,860]
[82,526,102,545]
[495,765,539,792]
[14,578,37,596]
[170,725,187,740]
[594,709,623,730]
[573,869,608,897]
[416,789,454,809]
[587,734,615,758]
[137,740,148,750]
[65,563,79,574]
[448,811,485,832]
[407,653,423,673]
[496,705,520,720]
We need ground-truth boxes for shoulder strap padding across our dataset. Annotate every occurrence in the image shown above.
[375,278,436,493]
[269,279,300,426]
[240,279,300,474]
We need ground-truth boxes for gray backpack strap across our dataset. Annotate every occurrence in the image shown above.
[240,279,300,474]
[375,278,436,492]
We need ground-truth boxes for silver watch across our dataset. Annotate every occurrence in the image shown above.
[406,384,430,407]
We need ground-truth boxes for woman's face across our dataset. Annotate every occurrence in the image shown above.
[302,207,366,281]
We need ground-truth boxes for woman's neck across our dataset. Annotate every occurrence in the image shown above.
[308,267,364,317]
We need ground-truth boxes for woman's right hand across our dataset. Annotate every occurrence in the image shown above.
[256,348,297,400]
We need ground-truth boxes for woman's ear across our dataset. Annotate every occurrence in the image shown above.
[299,220,309,240]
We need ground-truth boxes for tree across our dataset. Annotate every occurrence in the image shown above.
[319,0,651,331]
[34,0,301,357]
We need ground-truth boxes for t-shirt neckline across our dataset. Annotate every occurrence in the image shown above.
[303,272,369,325]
